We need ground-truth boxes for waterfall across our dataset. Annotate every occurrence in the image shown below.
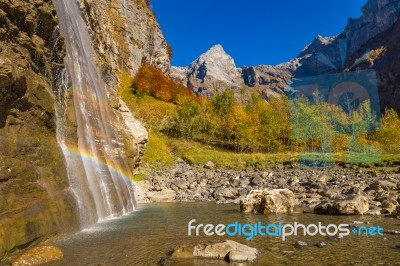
[52,0,137,227]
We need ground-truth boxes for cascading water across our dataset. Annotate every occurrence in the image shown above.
[52,0,137,227]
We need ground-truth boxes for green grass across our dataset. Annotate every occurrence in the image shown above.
[133,173,146,182]
[142,132,175,167]
[164,136,298,170]
[144,134,400,170]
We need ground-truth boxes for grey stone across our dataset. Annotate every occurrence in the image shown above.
[214,187,238,200]
[172,179,189,190]
[241,189,295,214]
[295,241,308,249]
[146,189,176,203]
[250,176,263,186]
[314,194,369,215]
[204,161,215,169]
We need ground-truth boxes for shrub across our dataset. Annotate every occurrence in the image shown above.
[133,63,193,103]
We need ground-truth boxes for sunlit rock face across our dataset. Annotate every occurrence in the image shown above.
[187,44,241,87]
[77,0,171,85]
[345,0,400,55]
[293,0,400,78]
[171,44,289,98]
[293,0,400,112]
[0,0,78,259]
[171,44,242,97]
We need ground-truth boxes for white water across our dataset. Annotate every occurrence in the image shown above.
[52,0,137,227]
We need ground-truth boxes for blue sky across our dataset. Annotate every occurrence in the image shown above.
[152,0,367,67]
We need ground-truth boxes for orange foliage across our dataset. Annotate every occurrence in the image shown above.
[133,63,193,103]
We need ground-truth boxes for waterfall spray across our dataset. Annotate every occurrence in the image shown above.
[52,0,137,227]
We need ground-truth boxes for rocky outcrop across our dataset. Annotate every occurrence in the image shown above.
[345,0,400,55]
[0,0,78,259]
[171,44,291,99]
[294,0,400,77]
[240,189,295,214]
[78,0,171,85]
[347,16,400,113]
[171,44,242,97]
[118,99,148,170]
[291,0,400,113]
[314,194,369,215]
[170,240,258,263]
[241,65,291,99]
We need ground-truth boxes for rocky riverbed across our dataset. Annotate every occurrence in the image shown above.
[136,159,400,217]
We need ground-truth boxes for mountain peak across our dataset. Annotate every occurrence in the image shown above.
[206,44,225,53]
[185,44,240,86]
[199,44,233,63]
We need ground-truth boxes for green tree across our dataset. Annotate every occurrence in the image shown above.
[176,98,202,138]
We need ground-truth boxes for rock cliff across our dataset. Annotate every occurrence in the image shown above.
[0,0,171,259]
[293,0,400,112]
[0,0,77,259]
[78,0,171,85]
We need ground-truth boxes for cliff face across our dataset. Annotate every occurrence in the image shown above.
[74,0,170,171]
[0,0,77,259]
[345,0,400,54]
[348,17,400,113]
[295,0,400,78]
[293,0,400,112]
[241,65,291,99]
[78,0,171,85]
[0,0,170,259]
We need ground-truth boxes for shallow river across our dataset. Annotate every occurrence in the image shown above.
[50,202,400,265]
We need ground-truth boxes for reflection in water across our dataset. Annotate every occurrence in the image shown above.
[52,203,400,265]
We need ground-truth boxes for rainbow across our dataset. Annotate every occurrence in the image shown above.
[59,142,135,184]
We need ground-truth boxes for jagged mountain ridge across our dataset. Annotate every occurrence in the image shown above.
[171,44,290,98]
[172,0,400,112]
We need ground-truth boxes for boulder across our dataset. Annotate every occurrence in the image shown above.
[314,194,369,215]
[213,187,238,200]
[317,174,330,185]
[288,176,299,186]
[171,240,258,262]
[365,207,382,216]
[295,241,308,249]
[381,199,398,214]
[240,189,295,214]
[172,179,189,190]
[369,180,397,191]
[250,176,263,186]
[204,161,215,169]
[146,189,176,202]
